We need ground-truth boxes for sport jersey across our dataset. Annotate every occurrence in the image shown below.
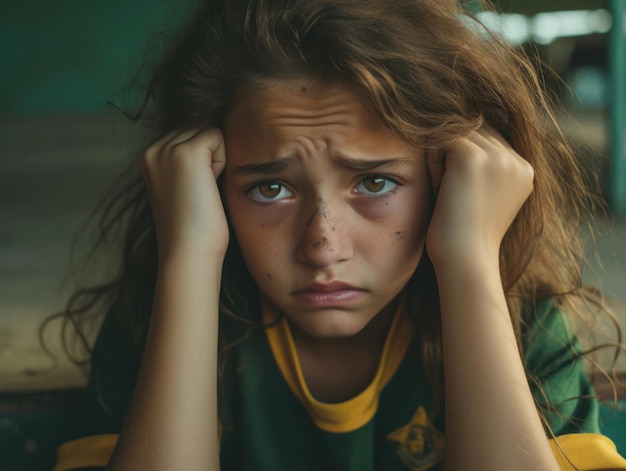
[53,301,626,470]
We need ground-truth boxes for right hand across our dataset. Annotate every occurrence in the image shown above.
[425,124,533,273]
[141,128,229,259]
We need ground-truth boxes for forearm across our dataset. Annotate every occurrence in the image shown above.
[107,249,222,471]
[437,256,559,471]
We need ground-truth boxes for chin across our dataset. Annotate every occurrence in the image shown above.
[287,309,374,339]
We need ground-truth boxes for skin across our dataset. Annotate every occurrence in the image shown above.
[223,81,431,401]
[107,79,560,471]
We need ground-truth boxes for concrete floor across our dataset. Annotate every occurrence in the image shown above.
[1,112,625,393]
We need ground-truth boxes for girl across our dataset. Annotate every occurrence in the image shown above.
[52,0,626,470]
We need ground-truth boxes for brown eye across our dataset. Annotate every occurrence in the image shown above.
[362,177,386,193]
[355,176,398,196]
[259,183,281,198]
[249,182,292,202]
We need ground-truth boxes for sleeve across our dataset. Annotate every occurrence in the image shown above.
[53,305,139,471]
[524,301,626,470]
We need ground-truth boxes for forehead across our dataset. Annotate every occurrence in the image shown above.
[227,80,380,126]
[224,79,410,159]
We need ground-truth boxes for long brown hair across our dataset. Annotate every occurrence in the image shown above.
[47,0,623,429]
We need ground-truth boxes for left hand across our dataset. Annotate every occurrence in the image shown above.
[425,124,534,272]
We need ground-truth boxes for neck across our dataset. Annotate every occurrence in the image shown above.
[288,300,400,403]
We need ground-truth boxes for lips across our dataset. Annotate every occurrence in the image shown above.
[292,281,366,307]
[294,281,360,293]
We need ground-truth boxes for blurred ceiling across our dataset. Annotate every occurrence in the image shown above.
[492,0,607,14]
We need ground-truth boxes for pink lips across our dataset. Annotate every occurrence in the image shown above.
[292,281,366,307]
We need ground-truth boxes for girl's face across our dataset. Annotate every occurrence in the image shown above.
[224,80,431,339]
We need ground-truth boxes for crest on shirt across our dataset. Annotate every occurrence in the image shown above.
[387,406,445,471]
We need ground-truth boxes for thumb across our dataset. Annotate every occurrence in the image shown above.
[205,128,227,179]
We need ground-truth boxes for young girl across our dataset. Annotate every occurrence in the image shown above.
[52,0,626,470]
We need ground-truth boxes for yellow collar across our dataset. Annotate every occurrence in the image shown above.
[263,300,414,433]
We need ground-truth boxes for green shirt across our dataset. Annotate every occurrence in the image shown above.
[53,301,626,471]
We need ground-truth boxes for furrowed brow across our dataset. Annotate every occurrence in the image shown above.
[232,154,412,175]
[232,156,293,175]
[333,155,412,171]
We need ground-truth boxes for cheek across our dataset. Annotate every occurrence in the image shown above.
[389,187,431,243]
[229,211,289,284]
[378,191,431,268]
[226,188,288,249]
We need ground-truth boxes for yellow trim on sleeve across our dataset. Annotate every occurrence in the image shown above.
[263,297,414,434]
[54,434,118,471]
[550,433,626,470]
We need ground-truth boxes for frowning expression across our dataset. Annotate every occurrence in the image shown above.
[223,80,431,339]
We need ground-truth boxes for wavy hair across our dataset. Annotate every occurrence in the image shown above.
[46,0,623,430]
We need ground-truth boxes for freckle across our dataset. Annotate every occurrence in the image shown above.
[331,227,335,231]
[301,86,308,94]
[313,237,329,250]
[395,231,407,241]
[266,273,272,280]
[306,211,318,226]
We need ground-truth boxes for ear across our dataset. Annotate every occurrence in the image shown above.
[426,148,445,196]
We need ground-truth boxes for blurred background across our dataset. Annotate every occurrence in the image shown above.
[1,0,625,469]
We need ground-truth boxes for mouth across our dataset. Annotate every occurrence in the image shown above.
[292,281,367,307]
[294,281,360,293]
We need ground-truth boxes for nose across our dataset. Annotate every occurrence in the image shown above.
[295,198,353,269]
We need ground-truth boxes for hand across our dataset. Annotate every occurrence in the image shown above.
[426,125,533,272]
[141,128,229,259]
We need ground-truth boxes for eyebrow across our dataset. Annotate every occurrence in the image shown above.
[333,155,412,171]
[232,157,293,175]
[232,154,412,175]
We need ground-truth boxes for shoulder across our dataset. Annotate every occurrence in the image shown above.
[82,304,141,435]
[523,299,582,376]
[54,305,139,471]
[522,299,600,435]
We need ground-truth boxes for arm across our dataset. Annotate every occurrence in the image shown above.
[106,128,228,471]
[426,125,560,470]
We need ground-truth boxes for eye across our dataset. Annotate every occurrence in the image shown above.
[355,176,398,196]
[248,181,292,203]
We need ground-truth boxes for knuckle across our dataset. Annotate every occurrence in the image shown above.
[142,143,159,162]
[207,127,224,141]
[141,149,157,174]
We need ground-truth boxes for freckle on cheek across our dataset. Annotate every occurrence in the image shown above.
[266,273,272,280]
[395,230,407,241]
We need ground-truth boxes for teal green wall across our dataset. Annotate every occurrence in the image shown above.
[1,1,194,115]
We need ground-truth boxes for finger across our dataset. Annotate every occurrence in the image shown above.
[165,128,204,148]
[142,129,191,168]
[172,127,226,178]
[149,129,188,152]
[426,148,445,195]
[469,123,517,156]
[204,128,227,179]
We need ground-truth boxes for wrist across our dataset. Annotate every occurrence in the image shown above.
[430,246,500,281]
[158,244,226,278]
